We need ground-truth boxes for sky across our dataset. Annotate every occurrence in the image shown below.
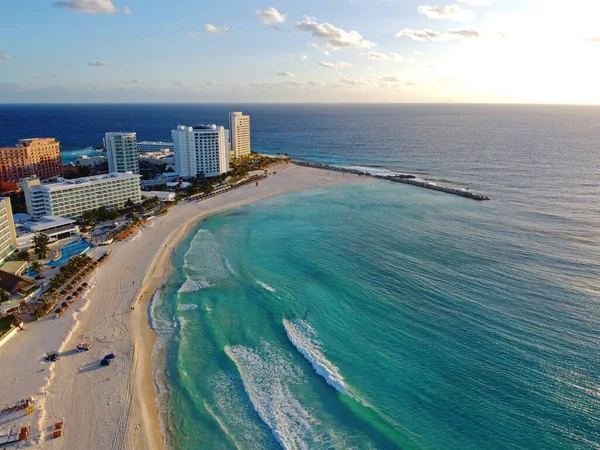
[1,0,600,103]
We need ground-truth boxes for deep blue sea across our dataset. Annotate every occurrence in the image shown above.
[1,104,599,449]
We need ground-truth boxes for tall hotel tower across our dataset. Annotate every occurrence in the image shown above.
[229,112,251,159]
[105,132,139,174]
[172,125,229,178]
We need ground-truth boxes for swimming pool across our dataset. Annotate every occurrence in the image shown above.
[46,240,92,268]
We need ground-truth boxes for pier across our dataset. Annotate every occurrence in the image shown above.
[292,160,490,201]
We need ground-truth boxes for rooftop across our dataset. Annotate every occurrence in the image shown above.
[30,173,141,192]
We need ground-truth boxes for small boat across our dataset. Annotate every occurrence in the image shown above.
[76,343,90,352]
[45,352,60,362]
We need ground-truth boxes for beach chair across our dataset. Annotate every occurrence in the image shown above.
[52,421,64,438]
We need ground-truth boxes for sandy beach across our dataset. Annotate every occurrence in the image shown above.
[0,164,368,449]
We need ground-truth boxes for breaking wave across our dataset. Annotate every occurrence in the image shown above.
[283,319,351,397]
[177,303,199,311]
[178,279,211,293]
[257,281,276,293]
[224,343,320,450]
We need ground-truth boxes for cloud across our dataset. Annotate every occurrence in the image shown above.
[296,16,375,50]
[319,61,352,69]
[88,61,112,66]
[187,32,196,37]
[308,42,330,56]
[257,7,286,30]
[447,29,482,39]
[396,28,483,41]
[0,50,11,60]
[290,54,309,60]
[129,79,140,84]
[53,0,130,14]
[339,78,370,86]
[202,24,230,34]
[360,51,403,61]
[396,29,447,41]
[277,71,295,77]
[584,36,600,43]
[380,76,401,82]
[418,4,475,21]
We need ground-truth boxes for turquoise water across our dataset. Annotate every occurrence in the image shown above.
[46,240,91,267]
[152,181,600,450]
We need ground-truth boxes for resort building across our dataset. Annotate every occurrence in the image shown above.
[22,173,141,218]
[0,198,17,264]
[139,150,175,167]
[105,132,139,174]
[229,112,251,159]
[172,125,229,178]
[0,138,63,183]
[137,141,174,153]
[15,215,79,250]
[75,154,107,168]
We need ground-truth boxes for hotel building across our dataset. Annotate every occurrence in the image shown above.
[105,132,139,174]
[229,112,251,158]
[137,141,174,153]
[0,138,63,183]
[23,173,141,218]
[0,198,17,264]
[172,125,229,178]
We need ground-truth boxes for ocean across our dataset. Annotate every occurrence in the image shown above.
[2,104,599,449]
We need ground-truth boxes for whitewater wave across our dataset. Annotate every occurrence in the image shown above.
[178,279,210,293]
[257,281,276,293]
[283,319,352,397]
[177,303,199,311]
[224,342,319,450]
[336,165,408,178]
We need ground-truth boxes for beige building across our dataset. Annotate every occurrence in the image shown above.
[0,198,17,264]
[23,173,141,218]
[229,112,251,158]
[0,138,63,182]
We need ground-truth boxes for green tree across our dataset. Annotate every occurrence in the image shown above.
[31,261,44,274]
[16,250,30,261]
[125,198,136,210]
[0,289,9,302]
[33,234,50,259]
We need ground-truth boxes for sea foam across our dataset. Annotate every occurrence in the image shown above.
[177,279,210,293]
[257,281,276,293]
[177,303,199,311]
[224,343,318,450]
[283,319,352,397]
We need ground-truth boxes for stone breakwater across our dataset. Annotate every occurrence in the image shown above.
[292,160,490,201]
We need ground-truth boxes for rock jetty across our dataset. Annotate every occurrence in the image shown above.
[292,160,490,201]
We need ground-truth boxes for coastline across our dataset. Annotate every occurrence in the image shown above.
[0,163,369,450]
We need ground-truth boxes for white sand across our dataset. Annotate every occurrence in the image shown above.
[0,164,369,449]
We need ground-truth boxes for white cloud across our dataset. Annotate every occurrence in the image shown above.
[296,16,375,50]
[53,0,130,14]
[339,78,370,86]
[319,61,353,69]
[360,51,403,61]
[257,7,286,30]
[0,50,11,60]
[88,61,112,66]
[396,28,483,41]
[187,32,195,37]
[413,51,424,55]
[290,54,309,60]
[308,42,330,56]
[202,24,230,34]
[396,29,447,41]
[380,76,401,82]
[584,36,600,43]
[418,4,475,21]
[277,71,295,77]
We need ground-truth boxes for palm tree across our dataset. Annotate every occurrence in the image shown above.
[33,234,50,259]
[31,261,44,274]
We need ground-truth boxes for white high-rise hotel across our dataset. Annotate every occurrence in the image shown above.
[229,112,251,158]
[172,125,229,178]
[105,132,140,174]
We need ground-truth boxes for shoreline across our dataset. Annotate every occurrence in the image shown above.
[0,163,370,450]
[125,165,371,449]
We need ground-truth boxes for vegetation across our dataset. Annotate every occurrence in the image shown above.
[81,206,121,228]
[0,289,9,303]
[16,250,30,261]
[48,254,93,290]
[141,196,161,212]
[33,234,50,259]
[31,261,44,274]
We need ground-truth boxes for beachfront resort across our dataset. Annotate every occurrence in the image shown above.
[0,111,293,446]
